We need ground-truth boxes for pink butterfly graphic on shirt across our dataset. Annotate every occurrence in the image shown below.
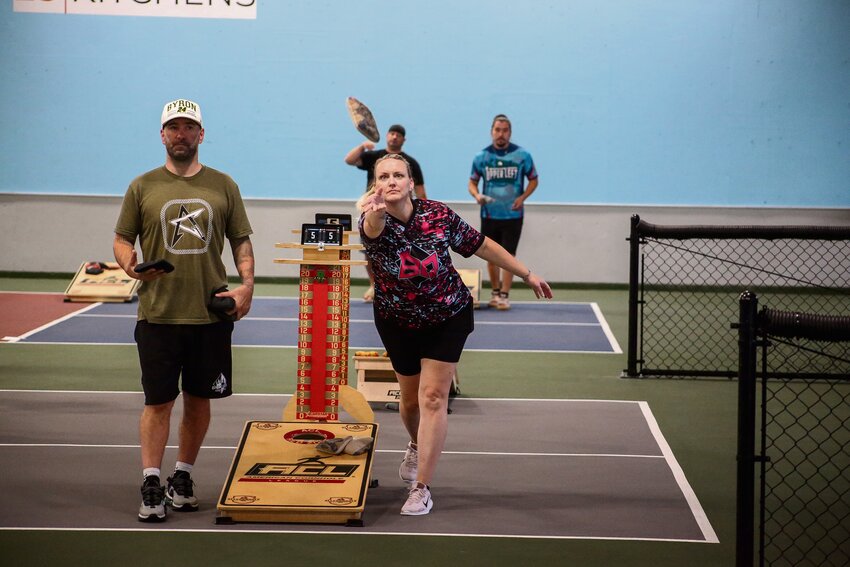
[399,250,439,280]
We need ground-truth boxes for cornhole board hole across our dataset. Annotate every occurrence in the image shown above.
[217,421,378,526]
[355,355,460,403]
[64,262,139,303]
[458,268,481,308]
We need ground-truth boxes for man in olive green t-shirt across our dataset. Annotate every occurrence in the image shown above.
[113,98,255,523]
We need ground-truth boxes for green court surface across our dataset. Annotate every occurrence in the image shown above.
[0,277,741,567]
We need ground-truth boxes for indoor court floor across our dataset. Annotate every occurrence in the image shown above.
[0,285,737,566]
[1,391,715,542]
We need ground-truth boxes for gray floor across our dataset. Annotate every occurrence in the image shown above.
[0,391,714,541]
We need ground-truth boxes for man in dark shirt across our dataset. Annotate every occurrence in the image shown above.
[345,124,426,199]
[345,124,427,301]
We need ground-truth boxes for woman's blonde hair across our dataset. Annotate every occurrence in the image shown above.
[375,153,413,178]
[355,183,375,212]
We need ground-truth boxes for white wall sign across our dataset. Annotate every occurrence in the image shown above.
[13,0,257,20]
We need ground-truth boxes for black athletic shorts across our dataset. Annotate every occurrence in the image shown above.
[134,320,234,406]
[374,301,474,376]
[481,217,524,255]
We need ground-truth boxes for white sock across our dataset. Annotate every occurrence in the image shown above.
[175,461,194,474]
[143,467,161,480]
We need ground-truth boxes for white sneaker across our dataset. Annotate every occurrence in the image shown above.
[488,291,501,308]
[398,442,418,483]
[497,293,511,310]
[401,484,433,516]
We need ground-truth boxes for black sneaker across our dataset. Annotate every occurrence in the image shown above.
[166,470,199,512]
[138,476,166,522]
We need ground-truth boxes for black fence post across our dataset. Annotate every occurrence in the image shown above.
[736,291,758,567]
[626,214,641,377]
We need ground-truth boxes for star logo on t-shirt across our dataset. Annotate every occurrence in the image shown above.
[160,198,213,255]
[169,205,207,247]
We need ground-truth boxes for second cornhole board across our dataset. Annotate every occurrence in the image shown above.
[64,262,139,303]
[217,421,378,526]
[355,355,459,402]
[457,268,481,308]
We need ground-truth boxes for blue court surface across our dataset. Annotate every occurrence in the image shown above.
[16,297,621,354]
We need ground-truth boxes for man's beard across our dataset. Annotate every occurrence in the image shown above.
[167,143,197,162]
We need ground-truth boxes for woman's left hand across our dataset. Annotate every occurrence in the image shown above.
[525,273,553,299]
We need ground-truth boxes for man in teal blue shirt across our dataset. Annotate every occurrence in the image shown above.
[468,114,539,310]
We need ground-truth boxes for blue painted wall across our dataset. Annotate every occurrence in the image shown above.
[1,1,848,206]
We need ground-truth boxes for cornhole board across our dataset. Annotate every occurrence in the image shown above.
[355,355,460,402]
[219,221,377,526]
[458,268,481,308]
[64,262,139,303]
[217,421,378,526]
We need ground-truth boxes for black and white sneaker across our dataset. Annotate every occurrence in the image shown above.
[166,470,199,512]
[138,476,166,522]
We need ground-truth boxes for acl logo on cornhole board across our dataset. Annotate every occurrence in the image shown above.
[161,199,213,255]
[241,458,360,483]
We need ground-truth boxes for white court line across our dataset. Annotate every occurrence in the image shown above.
[0,390,651,403]
[638,401,720,544]
[0,293,596,304]
[459,321,601,327]
[7,342,619,354]
[461,348,619,354]
[0,443,664,460]
[0,526,715,544]
[0,291,66,295]
[75,313,603,327]
[5,301,101,343]
[590,301,623,353]
[0,390,650,401]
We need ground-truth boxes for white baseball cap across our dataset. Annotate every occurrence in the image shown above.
[161,99,203,127]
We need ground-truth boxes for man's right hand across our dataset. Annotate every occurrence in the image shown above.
[474,193,494,205]
[126,250,169,282]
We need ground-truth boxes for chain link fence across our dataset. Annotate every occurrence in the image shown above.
[737,296,850,567]
[626,215,850,378]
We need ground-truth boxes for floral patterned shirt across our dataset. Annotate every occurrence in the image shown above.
[359,199,485,329]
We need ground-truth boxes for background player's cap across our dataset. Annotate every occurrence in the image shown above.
[388,124,406,137]
[161,99,203,127]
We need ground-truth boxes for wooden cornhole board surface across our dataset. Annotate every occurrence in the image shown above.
[64,262,140,303]
[217,421,378,525]
[458,268,481,308]
[355,355,460,403]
